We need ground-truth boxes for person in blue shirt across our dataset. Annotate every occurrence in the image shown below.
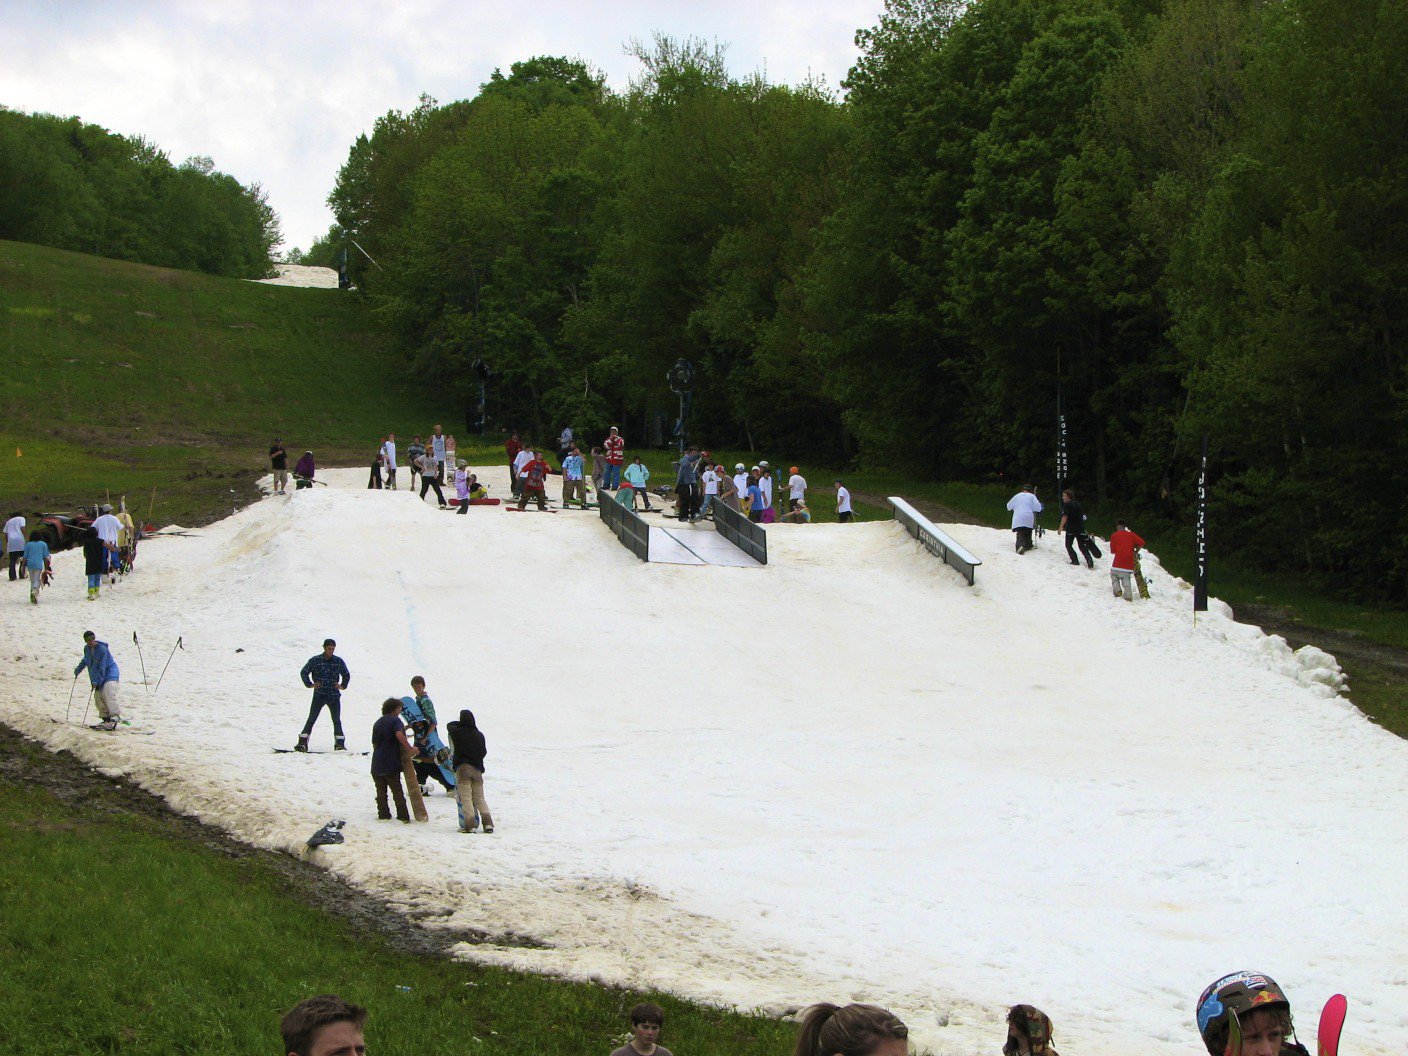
[75,630,123,729]
[561,445,588,508]
[296,638,351,751]
[746,475,766,523]
[22,531,51,604]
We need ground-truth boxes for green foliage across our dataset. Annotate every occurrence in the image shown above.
[0,108,279,277]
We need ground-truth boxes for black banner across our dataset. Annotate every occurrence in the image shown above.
[1056,385,1069,494]
[1194,435,1209,612]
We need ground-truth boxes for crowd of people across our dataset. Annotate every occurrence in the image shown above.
[278,970,1312,1056]
[5,501,139,606]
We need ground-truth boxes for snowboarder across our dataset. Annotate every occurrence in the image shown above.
[296,638,350,751]
[1057,488,1100,569]
[408,676,452,796]
[623,456,653,510]
[791,1003,908,1056]
[417,450,447,507]
[516,449,549,510]
[603,426,625,490]
[446,708,493,833]
[370,698,412,822]
[293,450,316,489]
[23,530,51,604]
[382,433,398,489]
[1003,1005,1058,1056]
[268,438,288,494]
[834,479,854,523]
[1006,483,1043,554]
[1109,520,1145,602]
[75,630,123,729]
[5,511,26,580]
[562,445,588,508]
[675,446,701,522]
[1195,971,1307,1056]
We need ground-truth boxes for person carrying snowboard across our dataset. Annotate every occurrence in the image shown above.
[1057,488,1100,569]
[516,449,549,510]
[1109,519,1145,602]
[408,676,452,796]
[296,638,350,751]
[75,629,124,729]
[1195,971,1308,1056]
[447,708,493,833]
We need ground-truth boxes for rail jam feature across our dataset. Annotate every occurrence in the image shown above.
[889,496,982,585]
[597,491,649,561]
[710,496,767,565]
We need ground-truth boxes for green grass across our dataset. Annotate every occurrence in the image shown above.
[0,240,460,527]
[0,749,795,1056]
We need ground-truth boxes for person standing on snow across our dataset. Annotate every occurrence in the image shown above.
[515,449,549,511]
[834,479,854,523]
[408,435,425,491]
[758,461,776,522]
[732,464,750,513]
[675,446,701,522]
[557,425,574,467]
[6,512,27,581]
[623,456,653,510]
[268,438,288,494]
[603,426,625,490]
[699,461,721,520]
[82,526,107,600]
[417,449,448,508]
[430,425,447,482]
[75,629,123,729]
[382,433,398,490]
[447,708,493,833]
[505,431,523,496]
[367,441,384,489]
[786,467,808,512]
[370,698,412,823]
[1108,520,1145,602]
[23,531,51,604]
[296,638,350,751]
[92,504,123,581]
[1006,483,1043,554]
[562,445,588,508]
[1056,488,1099,569]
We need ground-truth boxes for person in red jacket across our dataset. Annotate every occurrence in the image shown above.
[516,449,549,510]
[1108,520,1145,601]
[505,431,523,496]
[603,426,625,490]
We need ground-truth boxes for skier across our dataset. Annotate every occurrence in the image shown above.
[5,511,25,581]
[82,526,107,600]
[623,456,653,510]
[408,676,452,796]
[603,426,625,490]
[296,638,350,751]
[370,698,412,822]
[791,1003,908,1056]
[787,466,808,512]
[1057,488,1100,568]
[446,708,494,833]
[417,449,447,507]
[382,433,398,489]
[835,479,854,523]
[1003,1005,1058,1056]
[268,437,288,494]
[23,530,51,603]
[1195,971,1307,1056]
[92,504,123,580]
[562,445,588,508]
[408,435,425,490]
[294,450,316,489]
[1109,520,1146,602]
[515,449,549,510]
[1006,483,1043,554]
[75,629,124,729]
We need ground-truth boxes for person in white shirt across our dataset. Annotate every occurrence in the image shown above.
[4,512,26,581]
[699,463,720,520]
[92,504,124,579]
[732,464,749,511]
[1005,483,1044,554]
[512,445,532,490]
[834,480,854,523]
[758,461,774,519]
[431,426,447,481]
[382,434,398,490]
[786,467,807,511]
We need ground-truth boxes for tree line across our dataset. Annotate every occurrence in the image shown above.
[309,0,1407,604]
[0,107,280,278]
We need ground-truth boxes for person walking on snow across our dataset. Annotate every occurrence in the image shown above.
[417,450,448,507]
[268,438,288,494]
[447,708,493,833]
[623,456,653,510]
[516,449,549,510]
[675,446,701,522]
[75,630,123,729]
[6,512,27,580]
[1108,520,1145,602]
[23,531,51,604]
[92,504,122,580]
[603,427,625,490]
[82,526,108,600]
[1006,483,1043,554]
[1057,488,1099,569]
[382,433,398,490]
[296,638,351,751]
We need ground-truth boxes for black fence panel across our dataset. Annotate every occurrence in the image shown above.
[599,492,649,561]
[711,498,767,565]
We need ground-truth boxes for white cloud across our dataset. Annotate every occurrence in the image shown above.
[2,0,882,251]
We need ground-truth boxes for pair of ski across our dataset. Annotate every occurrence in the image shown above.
[1228,994,1346,1056]
[49,718,155,736]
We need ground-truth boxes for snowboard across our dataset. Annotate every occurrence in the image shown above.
[399,695,461,828]
[400,743,429,822]
[50,718,155,735]
[273,748,368,755]
[447,497,500,507]
[1134,552,1151,598]
[1318,995,1347,1056]
[505,506,556,513]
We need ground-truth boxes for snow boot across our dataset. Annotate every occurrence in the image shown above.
[333,737,346,751]
[30,590,38,604]
[87,587,97,600]
[91,718,119,731]
[294,735,310,753]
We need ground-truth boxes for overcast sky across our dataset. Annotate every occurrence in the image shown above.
[5,1,883,252]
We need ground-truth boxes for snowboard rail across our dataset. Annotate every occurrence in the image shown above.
[890,496,982,586]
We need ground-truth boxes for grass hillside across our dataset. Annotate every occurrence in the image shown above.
[0,240,458,526]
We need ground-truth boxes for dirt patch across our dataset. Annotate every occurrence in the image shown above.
[851,490,987,526]
[0,723,497,954]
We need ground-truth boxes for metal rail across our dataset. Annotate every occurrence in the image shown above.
[889,496,981,585]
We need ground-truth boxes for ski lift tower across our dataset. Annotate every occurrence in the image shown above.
[667,358,695,454]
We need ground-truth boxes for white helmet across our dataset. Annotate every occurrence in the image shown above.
[735,463,745,471]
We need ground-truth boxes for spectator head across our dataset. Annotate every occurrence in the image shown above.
[735,463,745,472]
[1062,489,1073,501]
[388,432,394,440]
[610,426,619,434]
[634,456,643,464]
[1115,519,1127,529]
[322,639,336,655]
[100,503,113,514]
[1003,1005,1057,1056]
[411,675,425,692]
[30,529,43,542]
[434,424,442,435]
[413,435,422,442]
[592,446,602,455]
[834,479,843,486]
[792,1003,908,1056]
[789,466,799,475]
[83,630,96,644]
[381,698,403,715]
[1023,482,1035,492]
[1196,972,1294,1056]
[280,994,368,1056]
[629,1002,664,1028]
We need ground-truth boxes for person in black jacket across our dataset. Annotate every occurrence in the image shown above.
[1057,489,1100,569]
[446,709,493,834]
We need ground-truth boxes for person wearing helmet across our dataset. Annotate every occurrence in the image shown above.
[1195,971,1307,1056]
[732,464,749,512]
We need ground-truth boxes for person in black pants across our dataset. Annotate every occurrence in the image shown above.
[296,638,351,751]
[417,452,447,507]
[1057,488,1100,568]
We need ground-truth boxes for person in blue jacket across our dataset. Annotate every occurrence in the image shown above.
[296,638,351,751]
[23,531,51,604]
[75,630,123,729]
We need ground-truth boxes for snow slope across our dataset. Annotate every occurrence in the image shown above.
[2,469,1403,1055]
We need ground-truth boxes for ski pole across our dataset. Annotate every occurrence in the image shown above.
[64,673,80,724]
[133,631,150,691]
[154,636,184,693]
[81,687,93,727]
